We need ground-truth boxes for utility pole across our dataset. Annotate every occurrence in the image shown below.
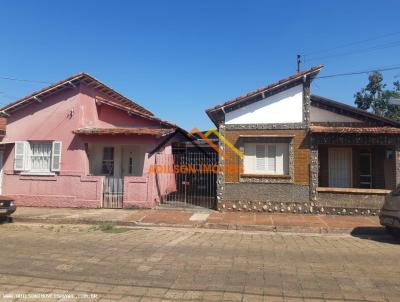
[297,54,301,73]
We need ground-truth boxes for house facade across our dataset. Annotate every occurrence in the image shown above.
[206,66,400,215]
[0,73,180,209]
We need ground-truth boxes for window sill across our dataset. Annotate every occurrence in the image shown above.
[20,172,56,176]
[240,174,291,179]
[317,187,391,195]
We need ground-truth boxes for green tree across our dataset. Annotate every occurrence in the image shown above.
[354,71,400,121]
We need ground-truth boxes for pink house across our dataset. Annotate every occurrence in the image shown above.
[0,73,181,208]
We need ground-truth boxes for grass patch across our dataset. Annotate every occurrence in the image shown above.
[95,223,130,234]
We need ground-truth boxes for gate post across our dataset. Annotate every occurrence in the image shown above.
[310,135,319,202]
[395,144,400,189]
[216,124,225,210]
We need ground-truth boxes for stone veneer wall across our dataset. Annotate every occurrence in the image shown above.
[219,184,385,215]
[218,183,317,214]
[316,192,384,216]
[217,128,389,215]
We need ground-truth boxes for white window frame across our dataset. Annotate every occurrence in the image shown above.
[244,142,289,175]
[29,141,52,173]
[15,140,62,175]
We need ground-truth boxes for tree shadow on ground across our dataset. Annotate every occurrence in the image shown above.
[351,227,400,245]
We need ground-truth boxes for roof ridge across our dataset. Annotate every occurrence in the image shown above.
[0,72,154,116]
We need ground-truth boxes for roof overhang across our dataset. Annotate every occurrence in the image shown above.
[310,125,400,134]
[73,127,176,137]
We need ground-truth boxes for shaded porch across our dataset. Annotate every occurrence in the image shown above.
[310,126,400,213]
[318,145,395,191]
[74,127,176,209]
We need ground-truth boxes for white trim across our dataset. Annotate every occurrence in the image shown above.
[20,172,56,176]
[51,141,62,171]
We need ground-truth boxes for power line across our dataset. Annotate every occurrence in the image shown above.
[303,30,400,57]
[316,66,400,79]
[305,40,400,62]
[0,91,16,100]
[0,76,51,84]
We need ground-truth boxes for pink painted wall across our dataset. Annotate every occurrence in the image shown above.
[2,83,178,208]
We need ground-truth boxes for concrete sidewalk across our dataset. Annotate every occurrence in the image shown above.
[10,207,382,234]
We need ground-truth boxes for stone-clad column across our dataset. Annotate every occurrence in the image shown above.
[395,144,400,189]
[216,124,226,210]
[303,80,311,127]
[310,135,318,201]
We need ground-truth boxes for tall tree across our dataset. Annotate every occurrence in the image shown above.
[354,71,400,121]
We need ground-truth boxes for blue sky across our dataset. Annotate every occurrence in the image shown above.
[1,0,400,130]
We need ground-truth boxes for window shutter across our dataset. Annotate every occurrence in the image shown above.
[244,143,255,173]
[14,141,27,171]
[51,141,62,171]
[266,145,276,173]
[275,144,285,174]
[255,144,266,172]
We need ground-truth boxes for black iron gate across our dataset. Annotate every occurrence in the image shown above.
[103,177,124,208]
[155,152,217,209]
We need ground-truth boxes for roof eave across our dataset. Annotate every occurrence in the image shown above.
[311,94,400,127]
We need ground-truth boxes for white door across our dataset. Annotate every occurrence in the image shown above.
[328,148,352,188]
[0,150,4,194]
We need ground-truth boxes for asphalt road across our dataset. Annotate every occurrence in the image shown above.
[0,223,399,302]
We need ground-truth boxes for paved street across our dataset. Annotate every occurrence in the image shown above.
[0,223,399,302]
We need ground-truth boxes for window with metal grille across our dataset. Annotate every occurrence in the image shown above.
[101,147,114,176]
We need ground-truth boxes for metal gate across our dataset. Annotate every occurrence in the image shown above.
[103,177,124,208]
[155,152,217,209]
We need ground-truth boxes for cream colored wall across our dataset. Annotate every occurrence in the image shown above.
[88,144,145,177]
[310,105,363,123]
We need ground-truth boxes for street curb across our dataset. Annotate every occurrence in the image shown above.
[11,217,386,236]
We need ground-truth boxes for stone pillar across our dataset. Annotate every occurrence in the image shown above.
[310,135,318,201]
[395,144,400,189]
[302,80,311,127]
[216,124,226,210]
